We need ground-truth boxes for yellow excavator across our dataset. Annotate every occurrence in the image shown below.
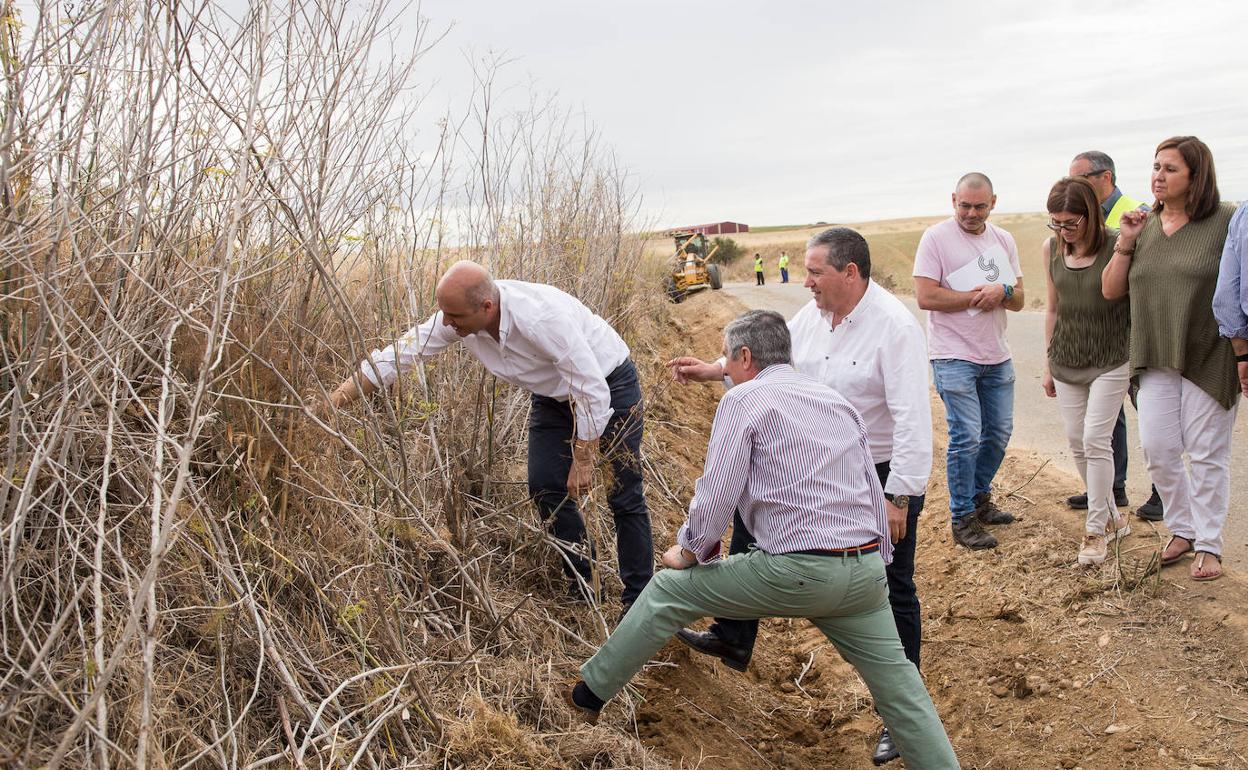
[664,231,723,303]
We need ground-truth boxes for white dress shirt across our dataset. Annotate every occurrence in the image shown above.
[786,281,932,497]
[677,364,890,565]
[361,280,630,441]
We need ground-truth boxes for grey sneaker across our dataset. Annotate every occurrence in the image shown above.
[974,492,1015,525]
[952,516,998,549]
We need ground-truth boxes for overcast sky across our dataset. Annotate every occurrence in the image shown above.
[412,0,1248,229]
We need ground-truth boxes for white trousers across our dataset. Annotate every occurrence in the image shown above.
[1137,369,1238,555]
[1054,363,1131,534]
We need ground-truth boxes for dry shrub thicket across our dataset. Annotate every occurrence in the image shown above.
[0,1,667,767]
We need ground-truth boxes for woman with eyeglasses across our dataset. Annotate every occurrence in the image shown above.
[1041,176,1131,566]
[1102,136,1238,582]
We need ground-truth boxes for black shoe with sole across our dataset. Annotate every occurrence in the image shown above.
[952,516,998,549]
[1067,488,1129,510]
[1135,487,1164,522]
[564,681,602,725]
[973,492,1015,525]
[675,628,750,672]
[872,727,901,765]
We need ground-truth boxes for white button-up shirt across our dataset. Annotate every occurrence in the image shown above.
[677,364,890,565]
[361,280,630,441]
[786,281,932,496]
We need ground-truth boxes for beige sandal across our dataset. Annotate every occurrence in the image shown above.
[1191,551,1222,582]
[1161,535,1193,565]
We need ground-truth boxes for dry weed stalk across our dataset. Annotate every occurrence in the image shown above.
[0,1,665,767]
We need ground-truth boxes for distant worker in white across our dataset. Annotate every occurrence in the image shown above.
[320,261,654,611]
[913,172,1025,550]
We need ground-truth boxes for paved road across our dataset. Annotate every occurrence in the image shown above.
[722,281,1248,557]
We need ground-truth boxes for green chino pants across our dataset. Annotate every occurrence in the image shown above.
[580,547,959,770]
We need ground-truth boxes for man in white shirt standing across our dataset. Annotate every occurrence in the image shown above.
[320,261,654,612]
[913,172,1025,551]
[667,228,931,765]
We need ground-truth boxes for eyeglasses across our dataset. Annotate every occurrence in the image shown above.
[1077,170,1108,179]
[1046,216,1084,233]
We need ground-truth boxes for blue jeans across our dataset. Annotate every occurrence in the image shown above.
[931,359,1015,521]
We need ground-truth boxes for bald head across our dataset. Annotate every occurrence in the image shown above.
[437,260,497,307]
[955,172,994,195]
[435,261,500,337]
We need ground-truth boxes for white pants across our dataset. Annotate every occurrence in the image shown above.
[1054,363,1131,534]
[1137,369,1238,555]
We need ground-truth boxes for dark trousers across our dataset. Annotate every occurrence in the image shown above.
[709,459,924,670]
[1111,405,1127,491]
[755,271,765,286]
[780,268,789,283]
[528,359,654,605]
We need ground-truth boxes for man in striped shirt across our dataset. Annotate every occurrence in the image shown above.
[565,311,958,769]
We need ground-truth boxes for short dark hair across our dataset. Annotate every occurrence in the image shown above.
[724,310,791,370]
[806,227,872,280]
[1047,177,1107,256]
[956,172,993,194]
[1073,150,1117,184]
[1154,136,1220,221]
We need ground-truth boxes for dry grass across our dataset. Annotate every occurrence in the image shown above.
[0,2,677,766]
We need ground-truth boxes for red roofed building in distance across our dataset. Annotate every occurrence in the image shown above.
[665,221,749,236]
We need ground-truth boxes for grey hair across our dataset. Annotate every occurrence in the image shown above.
[464,275,498,307]
[956,171,994,194]
[805,227,871,279]
[1073,150,1117,184]
[724,309,791,370]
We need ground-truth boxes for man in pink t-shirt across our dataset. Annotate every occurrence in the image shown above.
[913,172,1026,550]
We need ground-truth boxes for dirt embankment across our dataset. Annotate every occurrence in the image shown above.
[599,289,1248,769]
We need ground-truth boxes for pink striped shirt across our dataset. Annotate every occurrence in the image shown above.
[677,364,892,565]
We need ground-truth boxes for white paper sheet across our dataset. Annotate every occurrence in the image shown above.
[944,244,1017,316]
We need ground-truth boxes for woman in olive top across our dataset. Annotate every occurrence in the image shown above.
[1042,178,1132,566]
[1102,136,1238,582]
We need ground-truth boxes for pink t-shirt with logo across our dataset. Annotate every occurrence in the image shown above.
[912,217,1022,365]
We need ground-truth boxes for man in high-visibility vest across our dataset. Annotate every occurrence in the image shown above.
[778,251,790,283]
[1067,150,1162,522]
[754,253,765,285]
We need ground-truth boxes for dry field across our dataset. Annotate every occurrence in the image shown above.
[646,214,1052,302]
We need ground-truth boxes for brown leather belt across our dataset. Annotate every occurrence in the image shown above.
[794,540,881,557]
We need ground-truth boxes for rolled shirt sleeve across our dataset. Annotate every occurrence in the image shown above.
[361,312,458,388]
[677,393,752,563]
[542,313,615,441]
[1214,202,1248,339]
[880,321,933,496]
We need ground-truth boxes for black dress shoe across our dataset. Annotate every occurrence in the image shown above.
[872,727,900,765]
[675,628,750,672]
[1066,493,1089,510]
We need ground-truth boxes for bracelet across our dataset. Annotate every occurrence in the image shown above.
[1237,353,1248,363]
[1113,245,1135,256]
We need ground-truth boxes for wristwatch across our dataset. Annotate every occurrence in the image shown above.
[1002,284,1015,300]
[887,494,911,509]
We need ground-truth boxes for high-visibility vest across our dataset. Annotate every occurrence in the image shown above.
[754,257,764,272]
[778,254,789,269]
[1104,191,1146,228]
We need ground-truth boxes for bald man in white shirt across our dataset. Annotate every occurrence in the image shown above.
[322,261,654,612]
[667,228,931,765]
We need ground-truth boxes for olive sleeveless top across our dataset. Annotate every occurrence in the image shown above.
[1047,231,1130,385]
